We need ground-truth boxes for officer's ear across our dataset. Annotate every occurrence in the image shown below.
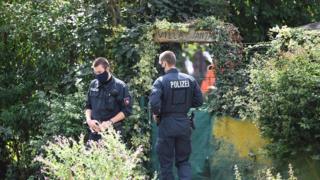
[162,61,167,68]
[106,66,110,72]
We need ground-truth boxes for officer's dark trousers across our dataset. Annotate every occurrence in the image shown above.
[156,115,192,180]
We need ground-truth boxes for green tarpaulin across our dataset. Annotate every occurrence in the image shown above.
[151,111,270,179]
[151,111,320,179]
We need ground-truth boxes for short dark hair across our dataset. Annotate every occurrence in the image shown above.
[159,51,176,65]
[92,57,110,69]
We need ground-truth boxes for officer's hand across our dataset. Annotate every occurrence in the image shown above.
[87,119,101,132]
[100,121,113,132]
[153,114,160,123]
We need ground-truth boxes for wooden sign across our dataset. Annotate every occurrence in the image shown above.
[154,29,215,43]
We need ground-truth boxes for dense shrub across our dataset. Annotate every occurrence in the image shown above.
[0,0,110,177]
[251,48,320,162]
[244,27,320,164]
[35,128,145,179]
[0,92,49,178]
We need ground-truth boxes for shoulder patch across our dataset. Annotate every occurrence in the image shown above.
[124,97,130,106]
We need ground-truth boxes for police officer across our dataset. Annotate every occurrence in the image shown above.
[149,51,203,180]
[85,57,132,141]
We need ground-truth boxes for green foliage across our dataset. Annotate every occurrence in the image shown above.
[0,89,89,178]
[109,26,142,82]
[0,92,49,178]
[234,164,297,180]
[154,19,189,32]
[0,0,110,94]
[43,90,87,140]
[190,17,246,117]
[121,0,320,42]
[244,27,320,164]
[35,128,145,179]
[229,1,320,42]
[130,25,159,97]
[110,24,159,176]
[147,0,228,23]
[0,0,111,178]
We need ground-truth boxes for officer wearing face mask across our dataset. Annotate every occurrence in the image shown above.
[85,57,132,141]
[149,51,203,180]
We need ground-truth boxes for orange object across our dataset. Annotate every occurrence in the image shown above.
[201,65,216,94]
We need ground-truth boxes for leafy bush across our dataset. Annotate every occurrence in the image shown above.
[43,90,87,140]
[229,1,320,42]
[0,0,110,177]
[244,27,320,164]
[35,128,145,179]
[0,92,49,178]
[234,164,297,180]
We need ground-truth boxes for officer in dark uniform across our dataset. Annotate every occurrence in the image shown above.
[85,57,132,141]
[149,51,203,180]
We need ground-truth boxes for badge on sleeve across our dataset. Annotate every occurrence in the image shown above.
[124,97,130,106]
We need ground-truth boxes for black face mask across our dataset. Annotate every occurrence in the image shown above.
[95,71,109,83]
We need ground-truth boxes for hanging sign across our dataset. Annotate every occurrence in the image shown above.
[154,28,216,43]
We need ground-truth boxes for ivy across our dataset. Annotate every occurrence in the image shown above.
[242,27,320,168]
[154,19,189,32]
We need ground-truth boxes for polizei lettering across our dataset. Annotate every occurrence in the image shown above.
[170,80,190,88]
